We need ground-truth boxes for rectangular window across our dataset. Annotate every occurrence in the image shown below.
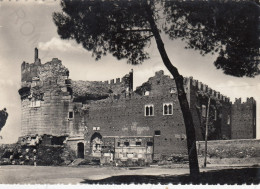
[97,127,100,131]
[155,130,161,136]
[68,111,74,119]
[163,103,173,115]
[136,142,141,146]
[202,105,206,117]
[144,104,154,116]
[124,142,129,146]
[227,115,230,125]
[117,142,121,147]
[30,100,41,108]
[93,127,97,131]
[147,142,153,146]
[214,109,217,121]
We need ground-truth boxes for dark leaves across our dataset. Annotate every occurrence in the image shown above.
[53,0,259,77]
[53,0,153,65]
[163,0,259,77]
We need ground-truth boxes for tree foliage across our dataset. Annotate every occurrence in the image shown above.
[0,108,8,131]
[53,0,259,179]
[53,0,155,65]
[163,0,259,77]
[53,0,259,77]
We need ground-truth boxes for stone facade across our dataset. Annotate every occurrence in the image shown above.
[18,49,256,162]
[231,98,256,139]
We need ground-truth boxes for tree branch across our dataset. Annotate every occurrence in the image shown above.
[122,29,152,32]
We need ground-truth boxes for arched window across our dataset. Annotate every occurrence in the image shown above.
[163,103,173,115]
[150,106,153,115]
[164,104,168,115]
[169,104,172,114]
[146,106,149,116]
[145,104,154,116]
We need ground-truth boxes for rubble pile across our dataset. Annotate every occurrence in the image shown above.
[0,137,76,166]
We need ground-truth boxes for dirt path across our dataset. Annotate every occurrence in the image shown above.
[0,165,258,184]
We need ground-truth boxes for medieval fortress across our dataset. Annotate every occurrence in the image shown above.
[18,48,256,162]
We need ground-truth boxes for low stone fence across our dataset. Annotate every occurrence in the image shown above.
[197,139,260,166]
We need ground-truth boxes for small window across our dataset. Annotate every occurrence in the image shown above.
[227,115,230,125]
[68,111,74,119]
[117,142,121,147]
[147,142,153,146]
[97,127,100,131]
[124,142,129,146]
[93,127,97,131]
[155,130,161,136]
[30,100,41,108]
[181,134,186,141]
[170,88,176,93]
[144,91,150,96]
[202,105,206,117]
[214,109,217,121]
[136,142,141,146]
[163,103,173,115]
[144,104,154,116]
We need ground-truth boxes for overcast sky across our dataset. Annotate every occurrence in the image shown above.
[0,1,259,143]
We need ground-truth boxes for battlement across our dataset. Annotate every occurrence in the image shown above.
[101,70,133,91]
[184,76,230,103]
[233,97,256,105]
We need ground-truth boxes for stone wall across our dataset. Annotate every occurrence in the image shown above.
[197,139,260,165]
[231,98,256,139]
[0,140,76,166]
[18,49,257,162]
[19,55,85,137]
[85,70,188,160]
[184,77,232,141]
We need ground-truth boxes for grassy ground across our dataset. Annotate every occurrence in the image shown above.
[0,165,259,184]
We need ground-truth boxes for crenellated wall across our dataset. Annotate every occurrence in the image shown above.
[19,49,257,162]
[19,49,132,139]
[102,69,133,93]
[84,75,188,159]
[231,97,256,139]
[184,77,230,103]
[184,76,232,141]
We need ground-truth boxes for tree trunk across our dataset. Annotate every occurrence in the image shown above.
[145,2,200,180]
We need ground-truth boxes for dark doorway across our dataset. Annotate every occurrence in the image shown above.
[90,132,103,157]
[77,142,84,158]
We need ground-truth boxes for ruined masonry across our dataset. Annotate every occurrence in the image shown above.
[18,48,256,163]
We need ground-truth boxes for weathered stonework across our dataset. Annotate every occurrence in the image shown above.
[18,49,256,163]
[231,98,256,139]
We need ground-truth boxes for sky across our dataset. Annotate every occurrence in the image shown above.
[0,0,259,143]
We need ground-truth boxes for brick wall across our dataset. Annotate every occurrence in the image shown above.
[185,77,232,141]
[85,71,188,159]
[19,49,257,161]
[19,57,85,137]
[231,98,256,139]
